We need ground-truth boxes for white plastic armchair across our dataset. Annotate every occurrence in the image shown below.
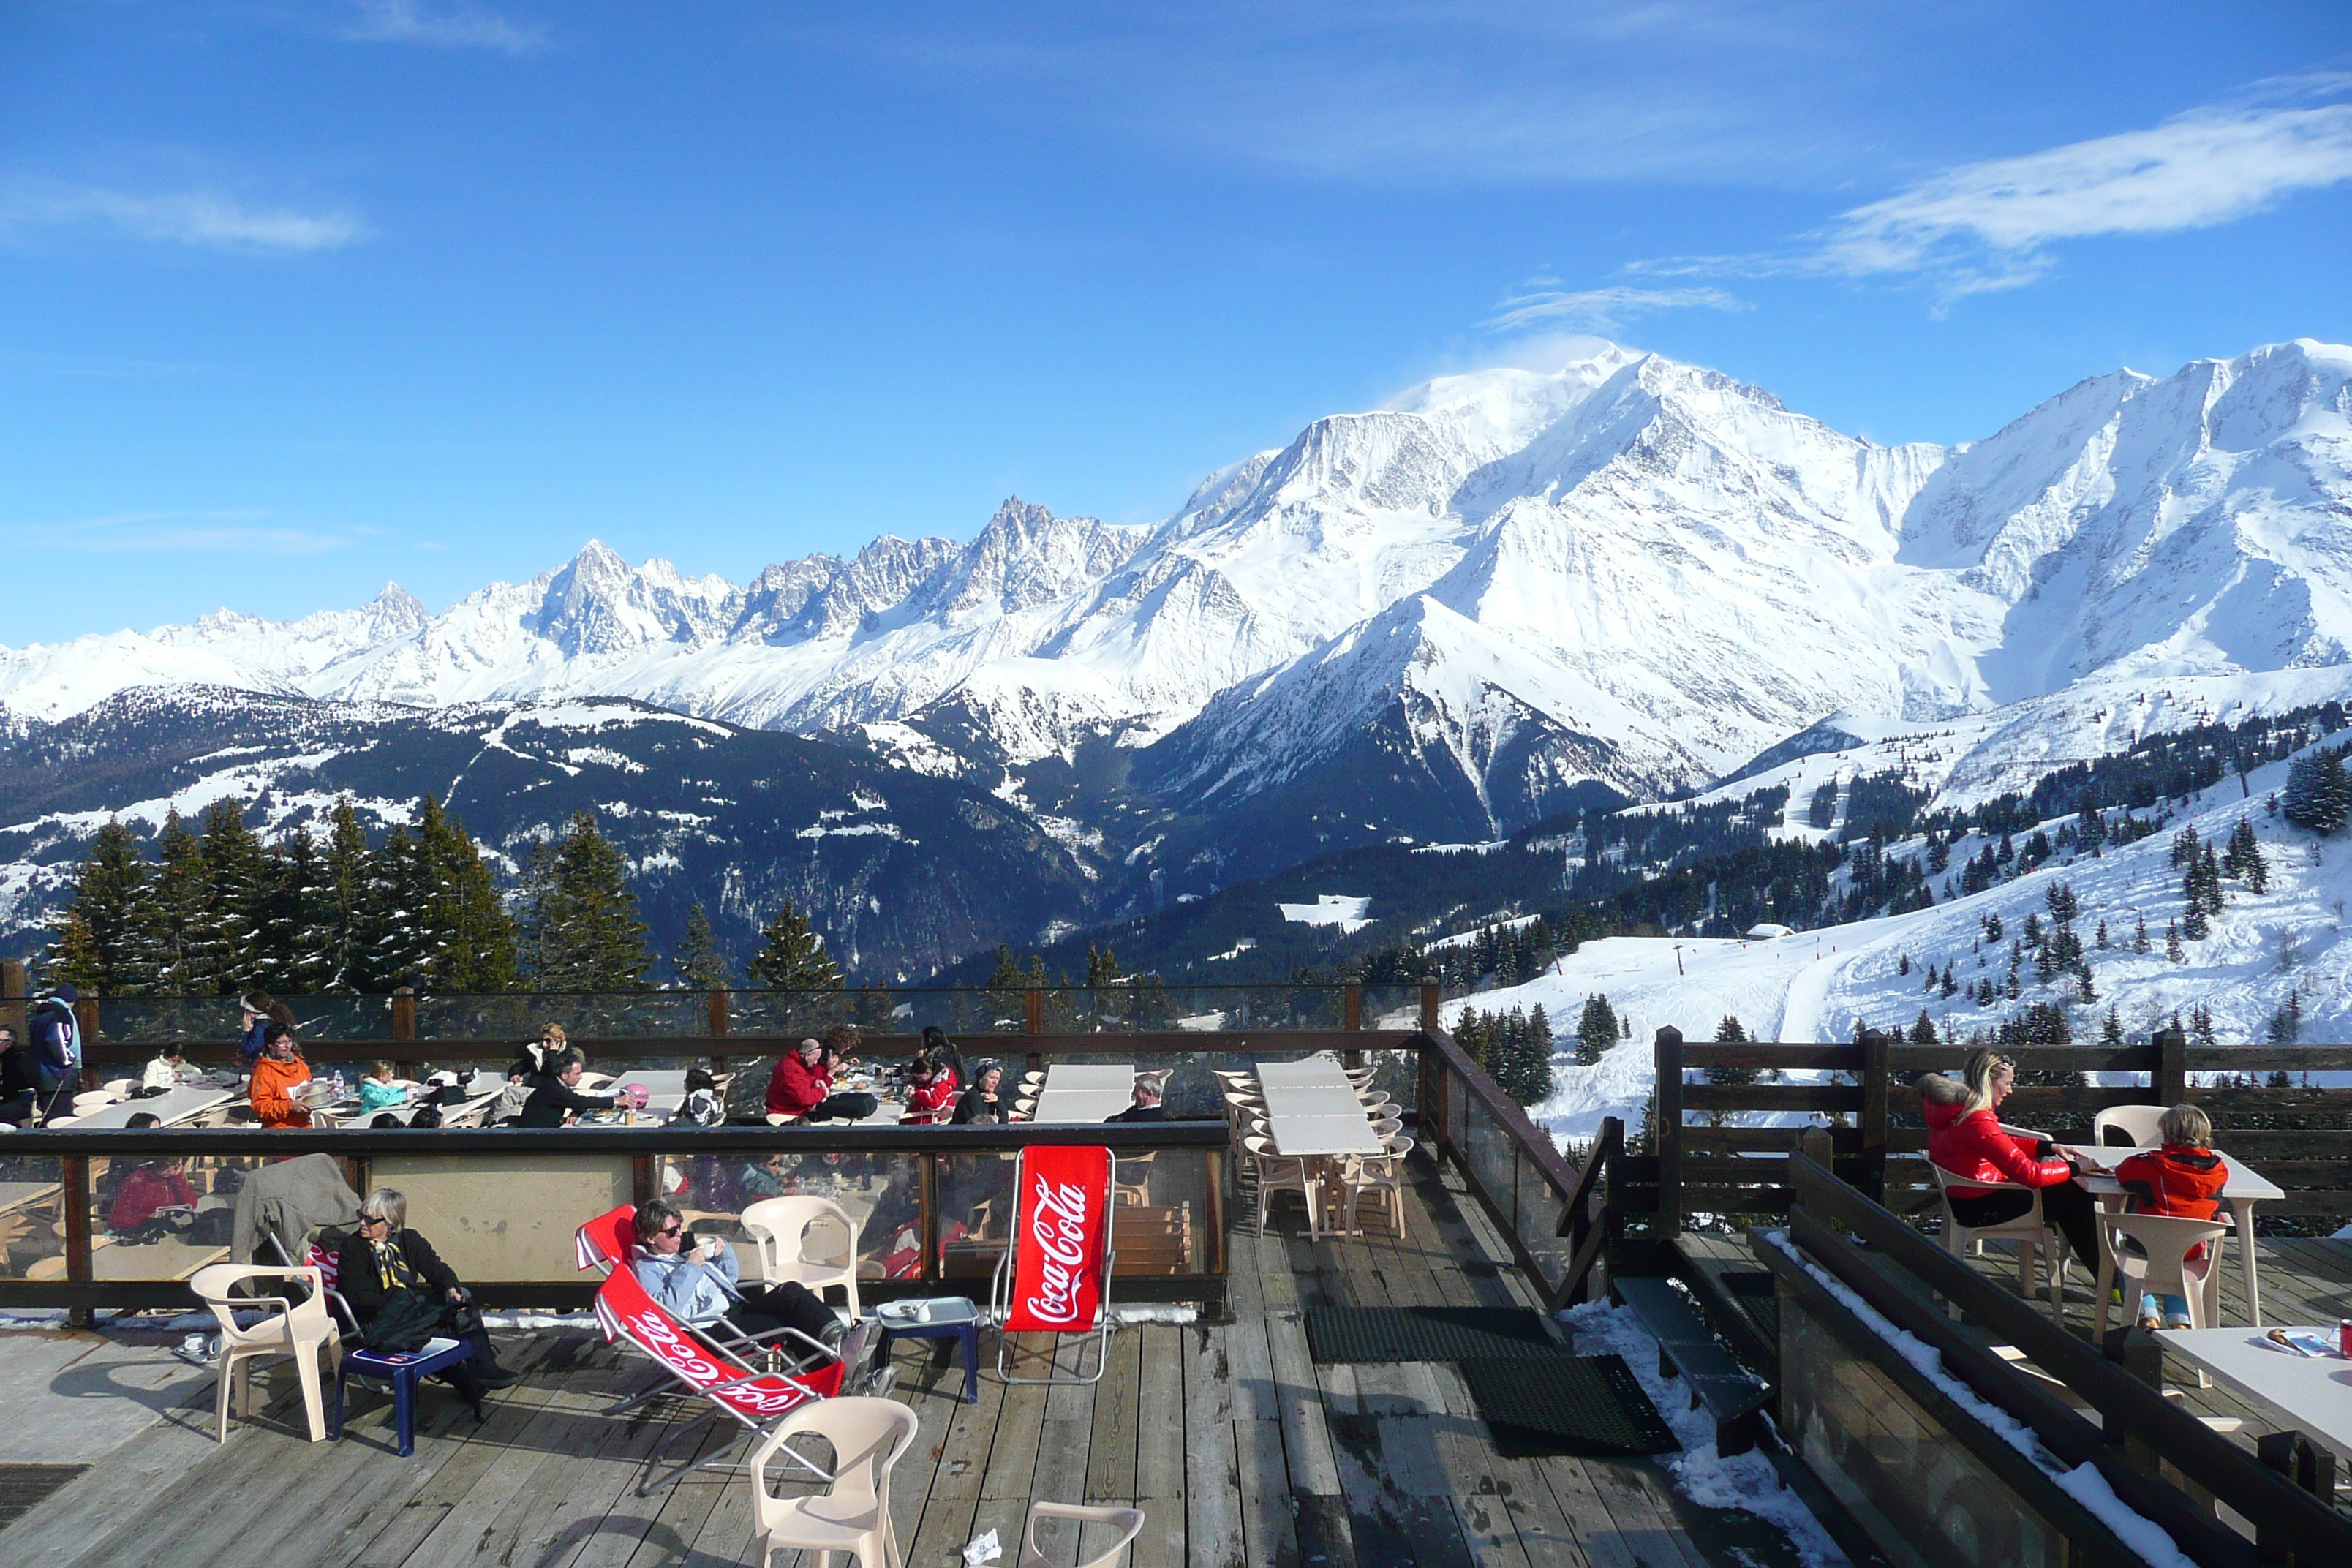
[2092,1104,2169,1148]
[740,1195,862,1316]
[189,1262,342,1444]
[747,1395,918,1568]
[1017,1502,1147,1568]
[1928,1164,2065,1322]
[2096,1211,2230,1337]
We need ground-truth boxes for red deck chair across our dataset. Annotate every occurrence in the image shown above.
[592,1262,851,1496]
[574,1205,832,1371]
[990,1145,1117,1387]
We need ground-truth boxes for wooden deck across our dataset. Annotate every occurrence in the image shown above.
[1676,1225,2352,1488]
[0,1158,1825,1568]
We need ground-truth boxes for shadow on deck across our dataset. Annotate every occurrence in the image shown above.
[1,1157,1841,1568]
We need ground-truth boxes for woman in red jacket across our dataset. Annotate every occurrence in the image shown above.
[1923,1050,2101,1269]
[2115,1103,2227,1329]
[899,1055,958,1124]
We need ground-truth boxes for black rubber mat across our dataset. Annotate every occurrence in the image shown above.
[1303,1306,1563,1362]
[1460,1354,1681,1459]
[0,1463,88,1530]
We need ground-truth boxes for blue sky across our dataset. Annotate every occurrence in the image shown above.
[1,1,2348,641]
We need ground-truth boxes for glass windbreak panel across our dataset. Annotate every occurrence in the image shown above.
[938,1151,1016,1281]
[1147,988,1351,1032]
[87,1150,265,1281]
[1357,1050,1417,1116]
[283,995,396,1041]
[1463,1097,1517,1234]
[1112,1148,1213,1275]
[0,1154,64,1282]
[1446,1065,1469,1152]
[374,1152,634,1284]
[1362,986,1426,1030]
[1512,1148,1569,1291]
[93,998,247,1045]
[655,1152,924,1289]
[1782,1283,2066,1568]
[413,992,712,1041]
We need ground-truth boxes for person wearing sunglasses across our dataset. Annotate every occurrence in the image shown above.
[630,1199,843,1350]
[335,1188,520,1400]
[1923,1048,2100,1268]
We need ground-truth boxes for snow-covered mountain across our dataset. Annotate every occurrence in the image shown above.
[5,339,2351,900]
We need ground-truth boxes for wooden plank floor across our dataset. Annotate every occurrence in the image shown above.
[4,1160,1834,1568]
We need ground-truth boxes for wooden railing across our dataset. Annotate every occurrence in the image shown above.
[1763,1153,2352,1567]
[1646,1027,2352,1232]
[1417,1025,1612,1307]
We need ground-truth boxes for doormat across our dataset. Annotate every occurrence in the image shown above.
[1302,1306,1563,1362]
[1459,1354,1680,1459]
[0,1463,89,1531]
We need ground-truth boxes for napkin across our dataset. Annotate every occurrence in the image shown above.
[961,1529,1001,1564]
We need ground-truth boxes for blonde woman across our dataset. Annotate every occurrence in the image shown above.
[1923,1049,2100,1265]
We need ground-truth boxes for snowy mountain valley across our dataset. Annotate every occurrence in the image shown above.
[5,336,2352,983]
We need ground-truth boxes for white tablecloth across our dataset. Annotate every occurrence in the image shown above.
[1033,1063,1135,1123]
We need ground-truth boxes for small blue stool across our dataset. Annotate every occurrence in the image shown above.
[331,1337,475,1455]
[875,1298,981,1403]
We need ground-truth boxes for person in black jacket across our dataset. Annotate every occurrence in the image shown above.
[1104,1078,1166,1123]
[515,1050,621,1127]
[335,1188,519,1401]
[0,1026,35,1127]
[949,1061,1007,1125]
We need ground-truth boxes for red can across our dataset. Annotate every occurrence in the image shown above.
[2340,1319,2352,1357]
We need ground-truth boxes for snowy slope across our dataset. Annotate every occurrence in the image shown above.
[1467,742,2352,1138]
[2,340,2349,855]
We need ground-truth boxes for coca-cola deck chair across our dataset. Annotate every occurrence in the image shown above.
[990,1145,1118,1387]
[575,1205,832,1373]
[592,1260,852,1495]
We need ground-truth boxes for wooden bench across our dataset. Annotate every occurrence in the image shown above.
[1612,1274,1773,1455]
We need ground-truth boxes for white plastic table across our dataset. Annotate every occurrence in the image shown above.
[72,1088,239,1128]
[2156,1327,2352,1463]
[1032,1063,1135,1123]
[2062,1143,2285,1327]
[1256,1056,1353,1090]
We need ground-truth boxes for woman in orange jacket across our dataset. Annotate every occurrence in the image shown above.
[248,1022,314,1129]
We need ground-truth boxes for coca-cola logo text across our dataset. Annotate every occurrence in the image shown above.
[1022,1175,1096,1327]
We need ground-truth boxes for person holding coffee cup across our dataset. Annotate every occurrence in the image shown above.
[629,1199,843,1349]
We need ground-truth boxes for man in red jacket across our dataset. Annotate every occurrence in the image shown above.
[1923,1052,2101,1269]
[764,1038,878,1123]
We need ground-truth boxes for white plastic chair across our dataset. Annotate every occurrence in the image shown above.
[1017,1501,1147,1568]
[72,1090,120,1116]
[2096,1212,2231,1337]
[1340,1137,1409,1239]
[1929,1164,2065,1322]
[747,1395,919,1568]
[189,1262,342,1444]
[99,1077,140,1098]
[1243,1135,1318,1237]
[2092,1105,2170,1148]
[741,1195,863,1316]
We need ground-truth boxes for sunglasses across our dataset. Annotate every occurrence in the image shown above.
[658,1224,683,1237]
[357,1215,388,1227]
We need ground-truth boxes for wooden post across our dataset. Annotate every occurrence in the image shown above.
[1024,984,1044,1037]
[1655,1026,1684,1237]
[62,1154,93,1327]
[1341,980,1364,1068]
[918,1154,941,1283]
[2258,1430,2340,1565]
[1419,982,1439,1036]
[1858,1028,1890,1203]
[631,1154,657,1211]
[706,988,730,1081]
[0,960,24,1051]
[2155,1027,2187,1108]
[74,995,100,1092]
[1796,1123,1833,1172]
[391,987,416,1043]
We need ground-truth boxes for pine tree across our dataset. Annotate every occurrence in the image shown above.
[194,798,271,992]
[1084,943,1123,987]
[520,811,651,991]
[1707,1014,1756,1094]
[47,818,151,995]
[2222,815,2269,893]
[2188,1003,2218,1049]
[365,823,427,990]
[2095,918,2109,950]
[2133,912,2150,954]
[2045,881,2078,926]
[318,796,374,991]
[1574,994,1618,1067]
[137,810,211,995]
[1909,1010,1937,1044]
[747,898,842,990]
[673,902,732,990]
[2181,897,2209,942]
[2282,747,2352,833]
[2166,919,2185,961]
[1520,1003,1555,1107]
[2100,1006,2126,1048]
[1939,965,1958,998]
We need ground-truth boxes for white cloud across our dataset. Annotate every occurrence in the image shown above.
[339,1,548,54]
[0,184,365,253]
[1484,284,1748,333]
[1817,99,2352,295]
[10,512,354,556]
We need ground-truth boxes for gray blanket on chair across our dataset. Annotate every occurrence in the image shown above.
[230,1153,362,1263]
